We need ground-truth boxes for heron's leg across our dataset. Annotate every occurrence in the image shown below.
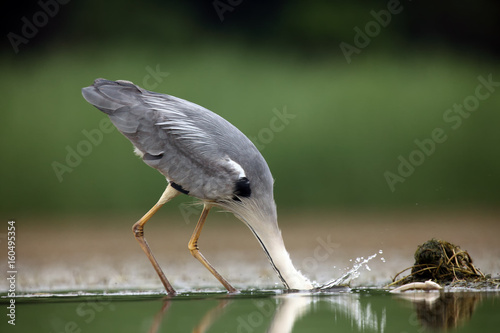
[188,204,238,293]
[133,184,180,295]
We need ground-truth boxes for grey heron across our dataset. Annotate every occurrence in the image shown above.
[82,79,313,295]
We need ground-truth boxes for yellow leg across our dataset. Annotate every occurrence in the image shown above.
[133,185,180,295]
[188,204,237,293]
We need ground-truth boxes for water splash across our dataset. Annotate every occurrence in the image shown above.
[379,250,386,263]
[318,253,379,289]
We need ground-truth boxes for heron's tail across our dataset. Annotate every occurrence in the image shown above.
[81,78,142,115]
[82,78,165,155]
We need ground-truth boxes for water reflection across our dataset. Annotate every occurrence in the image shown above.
[268,294,310,333]
[271,292,386,332]
[394,292,481,331]
[149,298,231,333]
[148,290,387,333]
[193,299,231,333]
[149,300,170,333]
[15,289,496,332]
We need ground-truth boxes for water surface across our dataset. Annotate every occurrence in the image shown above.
[3,288,499,332]
[3,213,499,332]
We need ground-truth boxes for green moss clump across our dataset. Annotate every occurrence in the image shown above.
[389,239,500,289]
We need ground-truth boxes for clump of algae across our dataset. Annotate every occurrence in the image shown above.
[388,238,499,289]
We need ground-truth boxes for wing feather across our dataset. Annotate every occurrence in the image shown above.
[82,79,257,200]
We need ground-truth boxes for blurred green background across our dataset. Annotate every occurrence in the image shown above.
[1,0,499,219]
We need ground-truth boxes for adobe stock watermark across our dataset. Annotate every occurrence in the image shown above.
[7,0,71,54]
[179,200,202,225]
[142,65,169,90]
[407,311,427,333]
[339,0,408,64]
[52,118,115,182]
[249,106,296,151]
[384,74,499,192]
[52,64,169,182]
[213,0,243,22]
[6,220,17,326]
[301,234,340,272]
[50,296,115,333]
[235,298,276,333]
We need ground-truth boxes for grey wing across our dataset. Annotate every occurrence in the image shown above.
[82,79,250,200]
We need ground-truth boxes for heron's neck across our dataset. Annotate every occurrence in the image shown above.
[246,219,314,290]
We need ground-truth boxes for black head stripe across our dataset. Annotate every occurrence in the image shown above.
[234,177,251,198]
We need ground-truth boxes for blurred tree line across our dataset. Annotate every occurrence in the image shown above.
[1,0,499,216]
[3,0,500,56]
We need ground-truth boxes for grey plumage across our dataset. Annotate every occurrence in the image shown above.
[81,78,313,292]
[82,79,270,203]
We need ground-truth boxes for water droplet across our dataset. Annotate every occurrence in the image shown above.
[381,257,386,262]
[378,250,383,254]
[318,252,378,289]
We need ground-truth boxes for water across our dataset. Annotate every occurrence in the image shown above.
[319,252,380,289]
[4,215,499,331]
[2,289,499,332]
